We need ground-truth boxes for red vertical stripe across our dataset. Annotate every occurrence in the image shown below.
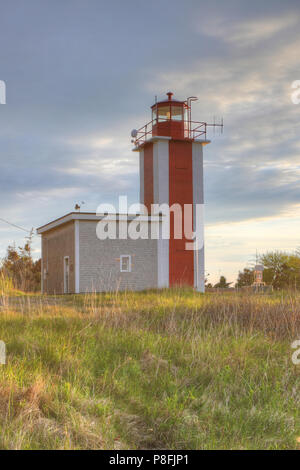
[169,141,194,286]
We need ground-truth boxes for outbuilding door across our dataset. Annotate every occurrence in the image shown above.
[64,256,70,294]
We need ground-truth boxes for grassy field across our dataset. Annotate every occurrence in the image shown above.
[0,287,300,450]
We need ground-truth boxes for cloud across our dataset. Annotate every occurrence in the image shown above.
[143,9,300,226]
[206,208,300,283]
[0,0,300,281]
[198,13,299,48]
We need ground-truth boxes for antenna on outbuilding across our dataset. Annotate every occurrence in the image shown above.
[74,201,85,212]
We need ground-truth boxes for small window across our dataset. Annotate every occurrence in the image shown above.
[120,255,131,272]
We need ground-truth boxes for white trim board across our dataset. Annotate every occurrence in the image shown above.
[74,220,80,294]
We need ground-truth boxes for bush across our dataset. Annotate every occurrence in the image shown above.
[0,233,41,292]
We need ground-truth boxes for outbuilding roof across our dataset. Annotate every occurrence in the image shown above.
[36,212,162,234]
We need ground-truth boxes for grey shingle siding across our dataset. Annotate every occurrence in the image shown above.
[79,220,158,292]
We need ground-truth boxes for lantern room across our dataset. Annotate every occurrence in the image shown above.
[132,91,223,148]
[151,92,186,140]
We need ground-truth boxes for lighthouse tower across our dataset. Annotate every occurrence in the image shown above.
[132,92,221,292]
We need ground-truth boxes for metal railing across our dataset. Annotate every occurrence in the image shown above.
[133,118,210,147]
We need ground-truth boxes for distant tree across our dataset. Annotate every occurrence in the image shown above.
[259,251,300,289]
[214,276,232,289]
[205,275,212,288]
[236,268,254,288]
[0,232,41,292]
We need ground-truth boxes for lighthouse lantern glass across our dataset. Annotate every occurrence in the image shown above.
[158,106,171,122]
[152,106,157,125]
[171,105,183,121]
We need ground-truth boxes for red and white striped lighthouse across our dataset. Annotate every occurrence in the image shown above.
[132,92,221,292]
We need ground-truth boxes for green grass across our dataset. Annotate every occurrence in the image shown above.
[0,288,300,449]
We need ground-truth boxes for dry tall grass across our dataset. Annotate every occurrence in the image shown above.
[0,288,299,449]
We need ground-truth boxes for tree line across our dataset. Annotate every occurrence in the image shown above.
[207,250,300,290]
[1,236,300,293]
[236,251,300,289]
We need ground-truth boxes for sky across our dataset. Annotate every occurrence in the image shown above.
[0,0,300,284]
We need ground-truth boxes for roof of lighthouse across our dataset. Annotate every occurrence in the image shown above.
[151,91,185,108]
